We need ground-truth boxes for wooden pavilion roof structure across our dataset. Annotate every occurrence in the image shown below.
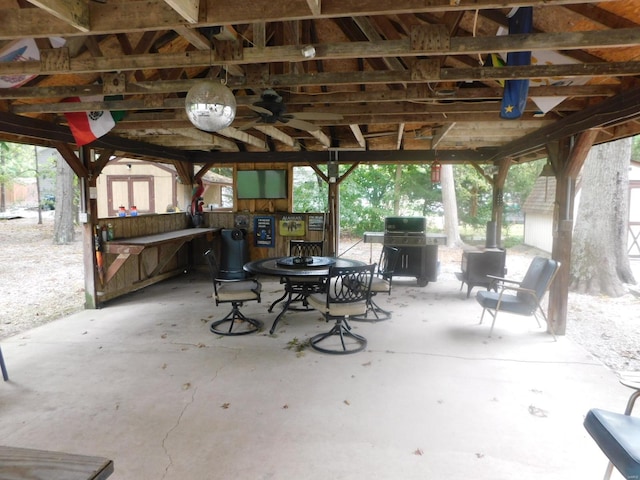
[0,0,639,170]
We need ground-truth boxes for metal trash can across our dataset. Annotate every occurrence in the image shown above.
[219,228,249,279]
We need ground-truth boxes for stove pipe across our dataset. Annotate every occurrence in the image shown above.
[486,221,498,249]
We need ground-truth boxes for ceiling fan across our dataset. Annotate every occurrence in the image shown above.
[239,89,342,132]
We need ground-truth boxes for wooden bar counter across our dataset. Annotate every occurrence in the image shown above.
[98,227,219,303]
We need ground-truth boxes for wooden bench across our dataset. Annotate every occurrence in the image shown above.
[0,445,113,480]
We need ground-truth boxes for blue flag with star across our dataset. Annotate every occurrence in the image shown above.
[500,7,533,119]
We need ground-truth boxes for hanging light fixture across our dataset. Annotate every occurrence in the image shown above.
[431,160,441,184]
[185,79,236,132]
[539,159,555,177]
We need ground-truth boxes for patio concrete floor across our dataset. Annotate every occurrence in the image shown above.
[0,269,633,480]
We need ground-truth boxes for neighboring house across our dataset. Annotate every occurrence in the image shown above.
[96,158,232,218]
[4,177,37,207]
[522,161,640,256]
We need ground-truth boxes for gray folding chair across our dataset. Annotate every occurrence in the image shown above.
[475,256,560,339]
[584,373,640,480]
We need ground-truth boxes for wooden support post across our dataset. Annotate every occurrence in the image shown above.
[547,131,597,335]
[327,181,338,257]
[79,146,99,309]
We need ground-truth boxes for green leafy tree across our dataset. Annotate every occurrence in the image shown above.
[399,164,442,217]
[0,142,36,212]
[340,164,397,235]
[503,159,543,223]
[455,165,492,227]
[292,166,328,213]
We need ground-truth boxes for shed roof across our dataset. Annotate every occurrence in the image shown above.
[522,176,557,215]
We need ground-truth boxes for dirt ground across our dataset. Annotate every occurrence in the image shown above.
[1,212,640,374]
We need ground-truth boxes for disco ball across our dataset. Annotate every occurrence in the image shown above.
[185,80,236,132]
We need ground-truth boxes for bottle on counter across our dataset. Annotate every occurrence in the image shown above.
[107,223,114,240]
[118,206,126,217]
[129,205,138,216]
[101,224,108,242]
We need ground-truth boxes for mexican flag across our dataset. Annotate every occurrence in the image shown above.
[63,95,125,146]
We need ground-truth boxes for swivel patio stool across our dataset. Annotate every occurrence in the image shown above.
[306,264,375,354]
[584,373,640,479]
[205,249,263,336]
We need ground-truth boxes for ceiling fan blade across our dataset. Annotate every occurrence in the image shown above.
[248,105,274,116]
[284,118,322,132]
[290,112,343,121]
[238,118,261,131]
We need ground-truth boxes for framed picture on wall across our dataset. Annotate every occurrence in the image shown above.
[254,216,275,247]
[279,215,305,236]
[234,214,249,229]
[308,215,325,231]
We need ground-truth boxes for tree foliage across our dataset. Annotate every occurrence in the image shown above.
[292,158,543,237]
[454,165,492,227]
[0,142,34,184]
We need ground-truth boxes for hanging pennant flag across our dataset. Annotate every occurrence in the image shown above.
[488,53,505,87]
[500,7,533,120]
[63,95,125,146]
[529,50,590,114]
[0,39,40,88]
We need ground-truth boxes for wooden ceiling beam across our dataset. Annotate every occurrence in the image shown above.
[4,26,640,69]
[349,124,366,149]
[254,126,300,150]
[4,61,637,94]
[25,0,89,33]
[0,110,194,163]
[194,148,499,165]
[0,82,615,103]
[494,87,640,160]
[163,0,200,24]
[3,0,619,39]
[306,0,321,16]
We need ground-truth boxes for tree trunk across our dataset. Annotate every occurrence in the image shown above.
[441,164,462,247]
[393,165,402,215]
[570,138,635,296]
[53,156,76,245]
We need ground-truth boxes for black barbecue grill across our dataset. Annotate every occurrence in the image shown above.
[364,217,447,287]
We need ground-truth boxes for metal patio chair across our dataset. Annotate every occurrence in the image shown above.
[306,264,375,354]
[354,246,400,321]
[268,240,324,323]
